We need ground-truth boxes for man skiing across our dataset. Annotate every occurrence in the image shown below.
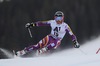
[16,11,80,56]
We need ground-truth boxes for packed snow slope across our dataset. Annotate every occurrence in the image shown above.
[0,36,100,66]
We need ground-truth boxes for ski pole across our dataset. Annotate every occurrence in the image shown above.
[78,48,87,55]
[96,48,100,54]
[28,28,32,38]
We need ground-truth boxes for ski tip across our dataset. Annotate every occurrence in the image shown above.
[13,50,17,58]
[13,50,21,59]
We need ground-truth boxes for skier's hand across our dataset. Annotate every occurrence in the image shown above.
[73,40,80,48]
[74,42,80,48]
[25,23,35,28]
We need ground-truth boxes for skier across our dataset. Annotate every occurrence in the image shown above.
[16,11,80,56]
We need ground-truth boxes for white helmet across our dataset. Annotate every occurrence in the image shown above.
[54,11,64,22]
[54,11,64,17]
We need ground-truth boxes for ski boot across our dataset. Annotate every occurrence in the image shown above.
[15,50,26,57]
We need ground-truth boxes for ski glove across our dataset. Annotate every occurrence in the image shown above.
[73,40,80,48]
[25,23,35,28]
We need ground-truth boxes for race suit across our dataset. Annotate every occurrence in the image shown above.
[24,20,77,52]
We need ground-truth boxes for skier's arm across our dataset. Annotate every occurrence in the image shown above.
[25,21,50,28]
[66,25,80,48]
[35,21,50,26]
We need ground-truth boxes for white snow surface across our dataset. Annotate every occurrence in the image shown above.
[0,36,100,66]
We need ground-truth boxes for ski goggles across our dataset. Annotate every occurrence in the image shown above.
[55,14,63,17]
[55,17,63,21]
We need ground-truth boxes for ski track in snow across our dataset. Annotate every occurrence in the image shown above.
[0,36,100,66]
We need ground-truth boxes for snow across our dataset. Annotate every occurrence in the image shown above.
[0,36,100,66]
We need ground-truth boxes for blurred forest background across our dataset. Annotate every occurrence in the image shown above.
[0,0,100,51]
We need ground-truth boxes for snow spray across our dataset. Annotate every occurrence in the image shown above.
[0,48,13,58]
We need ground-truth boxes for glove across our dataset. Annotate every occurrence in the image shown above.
[74,42,80,48]
[25,23,35,28]
[73,40,80,48]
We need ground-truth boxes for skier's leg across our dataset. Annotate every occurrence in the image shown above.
[16,35,49,56]
[46,36,61,50]
[24,35,49,52]
[36,36,61,55]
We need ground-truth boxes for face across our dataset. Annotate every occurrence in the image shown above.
[55,16,64,24]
